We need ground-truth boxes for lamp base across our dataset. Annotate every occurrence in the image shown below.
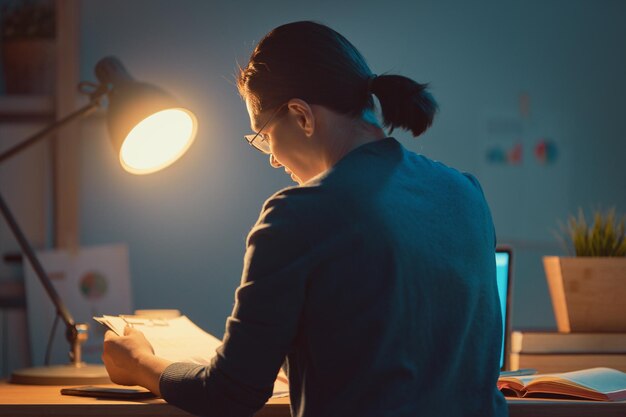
[10,363,111,385]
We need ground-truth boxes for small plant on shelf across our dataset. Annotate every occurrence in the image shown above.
[546,207,626,333]
[557,207,626,257]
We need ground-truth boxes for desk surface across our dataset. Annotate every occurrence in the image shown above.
[1,382,626,417]
[0,382,288,417]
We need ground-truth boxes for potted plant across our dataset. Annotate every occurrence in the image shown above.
[1,0,55,94]
[544,208,626,332]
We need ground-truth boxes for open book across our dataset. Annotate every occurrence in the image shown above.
[498,367,626,401]
[94,314,289,397]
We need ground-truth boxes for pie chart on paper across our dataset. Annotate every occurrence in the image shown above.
[79,271,108,299]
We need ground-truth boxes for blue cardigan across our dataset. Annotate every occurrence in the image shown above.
[160,137,508,417]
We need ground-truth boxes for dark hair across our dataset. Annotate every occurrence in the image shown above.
[237,21,438,137]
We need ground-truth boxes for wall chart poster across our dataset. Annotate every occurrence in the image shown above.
[23,244,133,366]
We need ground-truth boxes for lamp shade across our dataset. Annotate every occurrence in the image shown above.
[95,57,197,175]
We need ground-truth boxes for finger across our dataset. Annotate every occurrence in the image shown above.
[124,326,146,338]
[104,330,118,341]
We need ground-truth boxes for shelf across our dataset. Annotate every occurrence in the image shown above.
[0,280,25,309]
[0,95,55,123]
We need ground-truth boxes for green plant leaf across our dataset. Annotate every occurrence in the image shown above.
[556,207,626,257]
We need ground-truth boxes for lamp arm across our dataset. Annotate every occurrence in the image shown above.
[0,93,106,365]
[0,99,102,164]
[0,192,92,365]
[0,193,75,329]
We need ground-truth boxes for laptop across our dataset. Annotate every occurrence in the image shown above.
[495,246,513,371]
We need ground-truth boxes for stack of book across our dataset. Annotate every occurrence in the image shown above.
[510,331,626,373]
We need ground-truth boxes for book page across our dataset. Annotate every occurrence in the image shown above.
[498,373,544,391]
[530,368,626,395]
[499,367,626,401]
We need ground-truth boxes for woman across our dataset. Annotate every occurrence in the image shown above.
[103,21,508,417]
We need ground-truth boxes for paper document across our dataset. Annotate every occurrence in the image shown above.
[94,314,289,397]
[94,315,221,364]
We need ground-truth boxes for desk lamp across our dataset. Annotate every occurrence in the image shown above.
[1,56,197,384]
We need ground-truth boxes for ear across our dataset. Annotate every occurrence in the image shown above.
[286,99,315,137]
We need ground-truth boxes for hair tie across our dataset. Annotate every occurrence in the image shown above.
[367,74,378,93]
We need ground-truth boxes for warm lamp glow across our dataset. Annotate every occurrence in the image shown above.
[2,56,199,386]
[119,108,197,175]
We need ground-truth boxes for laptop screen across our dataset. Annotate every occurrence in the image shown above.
[495,247,512,370]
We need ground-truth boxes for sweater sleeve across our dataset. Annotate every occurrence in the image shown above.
[159,192,308,417]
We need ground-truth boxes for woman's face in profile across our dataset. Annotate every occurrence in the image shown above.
[246,99,319,185]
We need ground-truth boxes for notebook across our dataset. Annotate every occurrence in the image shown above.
[495,246,513,371]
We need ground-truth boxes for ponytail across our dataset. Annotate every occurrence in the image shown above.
[369,74,438,137]
[238,21,438,138]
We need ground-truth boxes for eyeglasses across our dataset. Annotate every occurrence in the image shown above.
[244,104,287,154]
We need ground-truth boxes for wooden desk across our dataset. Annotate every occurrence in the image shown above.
[0,382,288,417]
[1,382,626,417]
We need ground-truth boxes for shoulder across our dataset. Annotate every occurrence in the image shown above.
[417,154,488,200]
[257,184,320,223]
[248,177,351,254]
[462,171,486,194]
[248,185,323,243]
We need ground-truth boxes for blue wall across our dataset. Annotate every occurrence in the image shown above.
[79,0,626,337]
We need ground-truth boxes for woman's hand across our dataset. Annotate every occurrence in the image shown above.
[102,326,170,394]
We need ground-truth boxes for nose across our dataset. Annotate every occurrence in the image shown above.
[269,154,283,168]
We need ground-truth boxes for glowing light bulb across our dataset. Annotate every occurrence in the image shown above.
[119,108,197,175]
